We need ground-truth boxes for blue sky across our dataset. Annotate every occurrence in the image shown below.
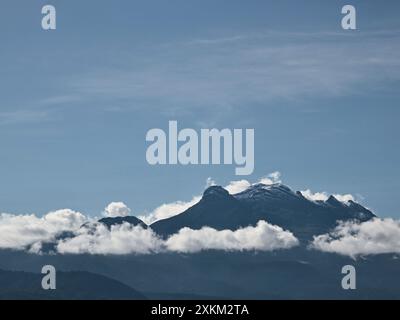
[0,0,400,219]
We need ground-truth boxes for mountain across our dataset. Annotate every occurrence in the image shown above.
[0,183,395,300]
[151,186,250,237]
[151,183,375,241]
[0,269,146,300]
[233,183,375,241]
[98,216,148,229]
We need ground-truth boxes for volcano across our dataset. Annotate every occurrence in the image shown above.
[150,183,375,241]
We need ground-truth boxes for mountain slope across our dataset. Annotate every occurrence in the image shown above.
[234,183,375,240]
[150,186,251,237]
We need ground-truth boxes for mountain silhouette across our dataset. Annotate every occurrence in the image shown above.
[0,269,146,300]
[151,183,375,241]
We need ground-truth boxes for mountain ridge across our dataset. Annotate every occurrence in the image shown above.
[150,183,375,241]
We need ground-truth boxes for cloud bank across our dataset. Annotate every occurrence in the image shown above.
[165,221,299,253]
[0,207,299,255]
[0,175,380,256]
[311,218,400,257]
[57,220,298,255]
[0,210,86,253]
[57,223,164,255]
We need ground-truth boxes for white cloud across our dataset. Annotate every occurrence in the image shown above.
[334,194,355,203]
[301,189,328,201]
[311,218,400,257]
[301,189,355,203]
[139,196,201,225]
[259,171,282,185]
[103,202,131,218]
[224,180,251,194]
[0,207,300,255]
[3,172,380,256]
[55,219,299,255]
[165,220,299,253]
[0,209,87,252]
[223,171,282,195]
[57,223,164,255]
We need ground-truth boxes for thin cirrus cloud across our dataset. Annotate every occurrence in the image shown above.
[311,218,400,258]
[65,30,400,112]
[0,109,49,126]
[6,29,400,125]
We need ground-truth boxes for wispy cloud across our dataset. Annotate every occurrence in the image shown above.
[0,110,49,126]
[186,29,400,46]
[5,29,399,124]
[61,29,400,112]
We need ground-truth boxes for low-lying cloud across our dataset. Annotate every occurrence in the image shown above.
[165,221,299,253]
[0,210,86,252]
[57,223,164,255]
[0,207,299,255]
[58,220,299,255]
[311,218,400,257]
[0,174,384,256]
